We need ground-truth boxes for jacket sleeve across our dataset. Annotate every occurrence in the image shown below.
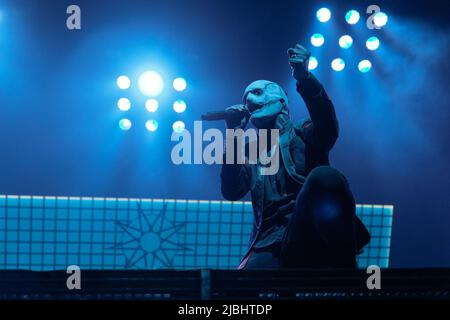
[296,73,339,152]
[220,140,252,201]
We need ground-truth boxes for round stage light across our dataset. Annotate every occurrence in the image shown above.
[366,36,380,50]
[345,10,360,24]
[145,99,159,113]
[308,56,318,71]
[116,75,131,90]
[172,121,185,133]
[119,118,132,131]
[173,77,187,92]
[331,58,345,72]
[145,120,159,132]
[339,35,353,49]
[358,60,372,73]
[316,8,331,23]
[311,33,325,47]
[117,98,131,111]
[374,12,388,28]
[173,99,187,113]
[138,70,164,97]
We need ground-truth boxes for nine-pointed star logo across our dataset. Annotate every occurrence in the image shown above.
[110,201,191,269]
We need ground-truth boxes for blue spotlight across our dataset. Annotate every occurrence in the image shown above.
[311,33,325,47]
[173,77,187,92]
[173,99,187,113]
[308,56,318,71]
[366,36,380,50]
[339,35,353,49]
[316,8,331,23]
[117,98,131,111]
[374,12,388,28]
[138,70,164,97]
[345,10,360,24]
[145,120,159,132]
[145,99,159,113]
[116,75,131,90]
[331,58,345,72]
[119,118,132,131]
[358,60,372,73]
[172,121,185,133]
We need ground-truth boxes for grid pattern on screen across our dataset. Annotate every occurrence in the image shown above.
[0,195,393,270]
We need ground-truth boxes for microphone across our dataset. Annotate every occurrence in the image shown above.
[201,108,249,121]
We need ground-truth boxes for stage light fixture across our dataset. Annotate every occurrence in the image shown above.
[358,60,372,73]
[119,118,132,131]
[138,70,164,97]
[117,98,131,111]
[374,12,388,28]
[366,36,380,50]
[145,120,159,132]
[145,99,159,113]
[331,58,345,72]
[308,56,318,71]
[172,121,185,133]
[173,77,187,92]
[116,75,131,90]
[345,10,360,24]
[311,33,325,47]
[339,35,353,49]
[316,8,331,23]
[173,99,187,113]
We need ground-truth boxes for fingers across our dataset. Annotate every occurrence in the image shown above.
[287,44,311,60]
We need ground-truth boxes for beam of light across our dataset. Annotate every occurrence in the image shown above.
[308,56,318,71]
[374,12,388,28]
[117,98,131,111]
[145,120,159,132]
[116,75,131,90]
[358,60,372,73]
[345,10,360,25]
[119,118,132,131]
[173,77,187,92]
[316,8,331,23]
[366,36,380,51]
[138,70,164,97]
[145,99,159,113]
[331,58,345,72]
[172,121,185,133]
[339,35,353,49]
[310,33,325,47]
[173,99,187,113]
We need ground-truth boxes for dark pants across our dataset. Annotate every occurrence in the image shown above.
[244,166,370,269]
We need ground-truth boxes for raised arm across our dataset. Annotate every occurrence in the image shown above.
[288,44,339,152]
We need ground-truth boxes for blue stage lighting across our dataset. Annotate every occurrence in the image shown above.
[345,10,360,24]
[374,12,388,28]
[366,36,380,50]
[145,99,159,113]
[173,77,187,92]
[116,75,131,90]
[331,58,345,72]
[308,56,318,71]
[358,60,372,73]
[339,35,353,49]
[311,33,325,47]
[117,98,131,111]
[173,99,187,113]
[172,121,185,133]
[138,71,164,97]
[119,118,132,131]
[316,8,331,23]
[145,120,159,132]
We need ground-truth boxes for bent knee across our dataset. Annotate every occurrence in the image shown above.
[305,166,348,192]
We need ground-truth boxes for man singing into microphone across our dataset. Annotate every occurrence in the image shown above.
[220,44,371,269]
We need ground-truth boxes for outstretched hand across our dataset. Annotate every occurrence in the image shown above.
[287,44,311,82]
